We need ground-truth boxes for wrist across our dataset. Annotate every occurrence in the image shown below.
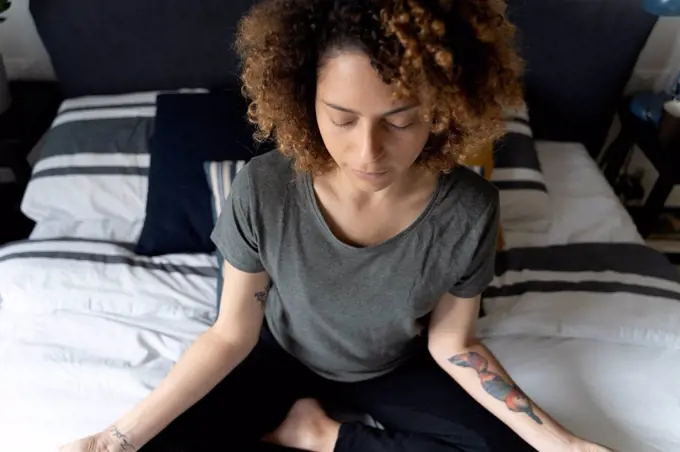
[569,438,607,452]
[533,431,580,452]
[564,435,589,452]
[97,426,139,452]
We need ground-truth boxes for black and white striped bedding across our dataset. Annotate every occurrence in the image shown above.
[481,243,680,350]
[21,92,157,224]
[3,236,678,348]
[492,106,550,231]
[21,90,206,227]
[0,238,218,318]
[0,238,217,278]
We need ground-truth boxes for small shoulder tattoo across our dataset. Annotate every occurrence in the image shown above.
[254,282,271,309]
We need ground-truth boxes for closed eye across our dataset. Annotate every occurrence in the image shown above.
[385,121,412,131]
[333,119,358,128]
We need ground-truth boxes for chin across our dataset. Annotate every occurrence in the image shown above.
[349,172,395,192]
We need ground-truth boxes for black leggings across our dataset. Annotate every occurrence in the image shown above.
[142,324,534,452]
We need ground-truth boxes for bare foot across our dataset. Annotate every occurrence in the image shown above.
[262,398,340,452]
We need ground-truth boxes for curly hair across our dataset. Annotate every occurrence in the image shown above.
[236,0,524,174]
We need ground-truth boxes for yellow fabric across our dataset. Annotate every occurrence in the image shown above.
[464,143,495,179]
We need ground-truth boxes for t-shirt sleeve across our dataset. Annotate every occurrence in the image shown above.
[210,164,265,273]
[449,196,500,298]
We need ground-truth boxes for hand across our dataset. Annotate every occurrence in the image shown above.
[58,435,105,452]
[58,431,127,452]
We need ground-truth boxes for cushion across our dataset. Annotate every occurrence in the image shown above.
[135,91,271,256]
[20,91,159,227]
[28,219,145,244]
[204,160,248,311]
[491,104,550,232]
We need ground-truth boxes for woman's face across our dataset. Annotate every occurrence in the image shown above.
[315,51,431,192]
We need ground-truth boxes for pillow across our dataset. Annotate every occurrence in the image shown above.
[135,91,271,256]
[491,105,550,232]
[29,219,144,244]
[20,91,159,225]
[204,160,248,310]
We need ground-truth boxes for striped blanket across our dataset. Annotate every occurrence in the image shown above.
[481,243,680,350]
[1,237,678,349]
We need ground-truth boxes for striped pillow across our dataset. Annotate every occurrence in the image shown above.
[21,89,206,228]
[204,160,248,311]
[491,105,550,232]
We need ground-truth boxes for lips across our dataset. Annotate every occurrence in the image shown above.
[354,169,388,176]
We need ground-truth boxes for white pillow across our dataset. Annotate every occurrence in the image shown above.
[21,91,158,224]
[21,89,207,229]
[492,105,551,232]
[29,219,144,244]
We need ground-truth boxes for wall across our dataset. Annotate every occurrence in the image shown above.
[2,1,680,84]
[2,1,680,85]
[0,0,55,80]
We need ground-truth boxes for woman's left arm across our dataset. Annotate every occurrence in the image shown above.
[427,293,613,452]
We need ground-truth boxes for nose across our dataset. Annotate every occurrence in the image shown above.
[358,123,384,164]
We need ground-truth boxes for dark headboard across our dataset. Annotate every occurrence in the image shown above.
[30,0,657,156]
[506,0,657,155]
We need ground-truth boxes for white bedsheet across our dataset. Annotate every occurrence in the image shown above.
[1,142,678,452]
[483,336,680,452]
[0,240,217,451]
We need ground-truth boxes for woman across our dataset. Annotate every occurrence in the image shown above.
[61,1,612,451]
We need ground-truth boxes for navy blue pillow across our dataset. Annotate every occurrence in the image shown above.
[135,91,270,256]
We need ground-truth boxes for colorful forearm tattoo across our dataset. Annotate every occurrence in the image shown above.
[449,351,543,425]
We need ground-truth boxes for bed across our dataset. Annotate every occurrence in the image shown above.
[486,143,680,452]
[2,1,679,451]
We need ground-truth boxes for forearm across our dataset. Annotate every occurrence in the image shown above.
[430,340,577,452]
[101,327,256,450]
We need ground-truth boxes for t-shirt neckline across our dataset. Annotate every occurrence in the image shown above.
[303,170,444,251]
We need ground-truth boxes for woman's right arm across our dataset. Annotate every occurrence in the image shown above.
[59,261,270,452]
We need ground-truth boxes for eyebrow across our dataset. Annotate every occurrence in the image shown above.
[322,101,417,117]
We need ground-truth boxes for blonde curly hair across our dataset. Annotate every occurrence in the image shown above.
[236,0,524,174]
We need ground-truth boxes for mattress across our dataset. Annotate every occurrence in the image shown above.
[1,142,679,452]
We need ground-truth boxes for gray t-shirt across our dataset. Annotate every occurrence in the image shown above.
[211,151,499,382]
